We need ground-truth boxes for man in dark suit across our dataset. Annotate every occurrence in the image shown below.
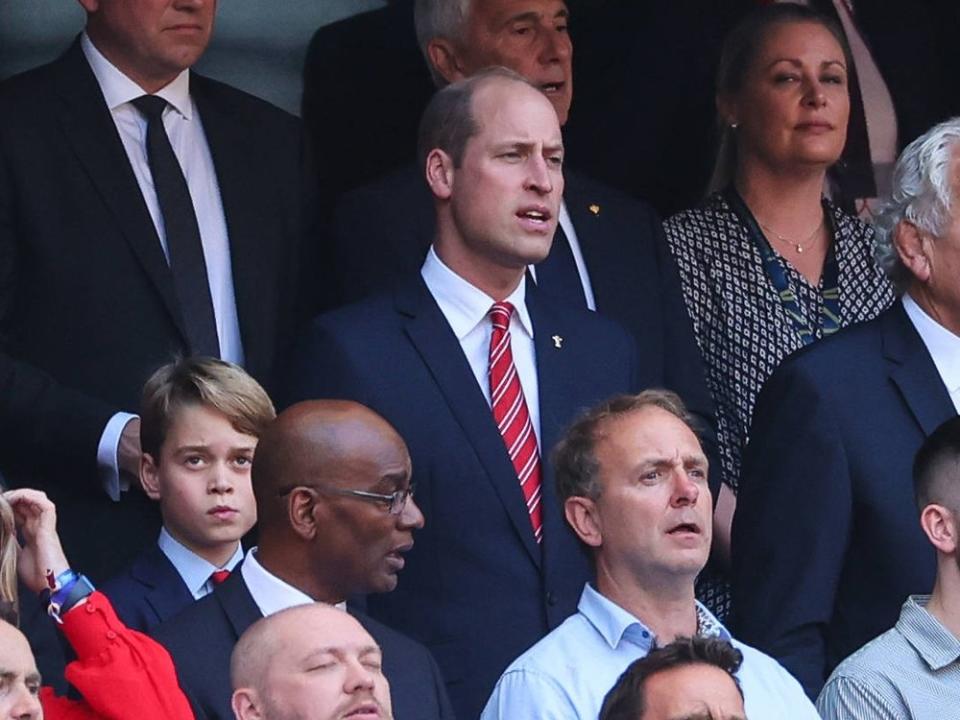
[154,399,453,720]
[324,0,716,461]
[0,0,308,580]
[731,118,960,698]
[286,69,638,719]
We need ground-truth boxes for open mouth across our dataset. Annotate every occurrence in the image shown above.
[344,703,381,719]
[667,522,701,535]
[517,207,552,225]
[541,81,565,94]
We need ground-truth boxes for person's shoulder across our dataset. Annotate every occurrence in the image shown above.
[309,283,409,334]
[152,589,224,647]
[729,638,819,707]
[775,307,890,379]
[191,73,299,130]
[564,168,660,221]
[500,611,593,677]
[824,625,907,685]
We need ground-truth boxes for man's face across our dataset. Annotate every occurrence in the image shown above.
[312,429,423,598]
[589,407,711,584]
[259,609,393,720]
[442,79,564,282]
[916,149,960,336]
[640,664,745,720]
[452,0,573,124]
[142,403,257,564]
[80,0,216,92]
[0,622,42,720]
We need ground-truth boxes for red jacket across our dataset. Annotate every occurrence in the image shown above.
[39,591,194,720]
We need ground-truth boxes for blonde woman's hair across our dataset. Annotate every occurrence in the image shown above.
[0,494,18,624]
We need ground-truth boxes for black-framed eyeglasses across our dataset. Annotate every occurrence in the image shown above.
[277,483,416,515]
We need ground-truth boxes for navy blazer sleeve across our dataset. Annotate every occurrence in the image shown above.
[731,359,850,697]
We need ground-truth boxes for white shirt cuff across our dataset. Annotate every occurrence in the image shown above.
[97,412,138,501]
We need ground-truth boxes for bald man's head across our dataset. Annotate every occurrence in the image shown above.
[0,620,43,719]
[231,604,393,720]
[251,400,424,601]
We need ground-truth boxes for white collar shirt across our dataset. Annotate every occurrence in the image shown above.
[157,527,243,600]
[903,294,960,413]
[240,548,346,617]
[420,247,541,446]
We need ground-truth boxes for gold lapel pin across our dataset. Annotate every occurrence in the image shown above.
[588,204,601,216]
[552,335,564,349]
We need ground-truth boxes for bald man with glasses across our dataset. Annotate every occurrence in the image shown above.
[153,400,454,720]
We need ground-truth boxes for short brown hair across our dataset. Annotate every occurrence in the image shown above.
[140,357,276,460]
[600,636,744,720]
[553,390,700,502]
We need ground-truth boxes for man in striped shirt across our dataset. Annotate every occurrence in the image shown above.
[818,416,960,718]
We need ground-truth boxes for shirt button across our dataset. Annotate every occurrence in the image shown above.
[85,604,95,614]
[546,591,557,606]
[642,631,650,639]
[106,630,117,640]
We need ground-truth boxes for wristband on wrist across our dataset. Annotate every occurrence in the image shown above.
[46,573,95,624]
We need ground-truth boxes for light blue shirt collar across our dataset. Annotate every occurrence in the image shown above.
[157,527,242,599]
[421,246,534,341]
[81,31,192,119]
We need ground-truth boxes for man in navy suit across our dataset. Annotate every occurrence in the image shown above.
[0,0,308,581]
[154,400,454,720]
[731,117,960,698]
[286,68,637,719]
[322,1,717,461]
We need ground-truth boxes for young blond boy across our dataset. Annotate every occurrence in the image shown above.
[102,358,275,632]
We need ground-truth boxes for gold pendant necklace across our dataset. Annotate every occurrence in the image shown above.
[759,216,825,254]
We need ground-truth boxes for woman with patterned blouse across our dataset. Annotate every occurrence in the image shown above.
[663,4,894,607]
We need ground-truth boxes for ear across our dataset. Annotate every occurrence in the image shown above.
[76,0,98,13]
[564,496,603,549]
[894,220,932,283]
[287,488,320,541]
[427,38,465,84]
[231,688,264,720]
[140,453,162,501]
[920,503,958,555]
[425,149,456,201]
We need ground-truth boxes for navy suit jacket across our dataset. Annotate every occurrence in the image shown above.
[325,165,719,487]
[0,40,308,580]
[284,276,638,718]
[152,571,454,720]
[731,302,956,697]
[100,543,194,633]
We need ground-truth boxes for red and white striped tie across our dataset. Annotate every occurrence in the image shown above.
[488,302,543,543]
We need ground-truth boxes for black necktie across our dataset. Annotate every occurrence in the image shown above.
[535,224,587,307]
[132,95,220,358]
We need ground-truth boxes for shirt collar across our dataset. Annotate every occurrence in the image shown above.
[577,583,731,652]
[897,595,960,671]
[239,548,347,617]
[903,294,960,396]
[81,31,193,119]
[157,527,242,596]
[421,246,534,341]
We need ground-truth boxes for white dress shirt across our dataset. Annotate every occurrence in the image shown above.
[157,527,244,600]
[903,294,960,413]
[421,247,542,446]
[526,201,597,311]
[240,548,346,617]
[82,32,244,499]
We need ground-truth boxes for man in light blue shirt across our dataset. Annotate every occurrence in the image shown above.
[481,390,818,720]
[818,416,960,719]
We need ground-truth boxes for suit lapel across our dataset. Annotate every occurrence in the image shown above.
[528,288,579,568]
[131,545,194,625]
[51,40,188,345]
[215,573,264,641]
[398,279,542,567]
[562,171,622,314]
[191,76,276,379]
[884,302,956,436]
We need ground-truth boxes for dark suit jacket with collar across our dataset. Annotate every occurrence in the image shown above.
[152,571,455,720]
[731,302,956,698]
[324,164,719,486]
[100,542,195,634]
[0,40,308,580]
[283,276,638,719]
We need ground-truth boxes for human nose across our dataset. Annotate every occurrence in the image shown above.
[8,683,42,719]
[343,657,377,693]
[398,494,425,530]
[539,28,572,64]
[670,468,700,507]
[208,464,233,494]
[803,77,827,108]
[524,155,554,196]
